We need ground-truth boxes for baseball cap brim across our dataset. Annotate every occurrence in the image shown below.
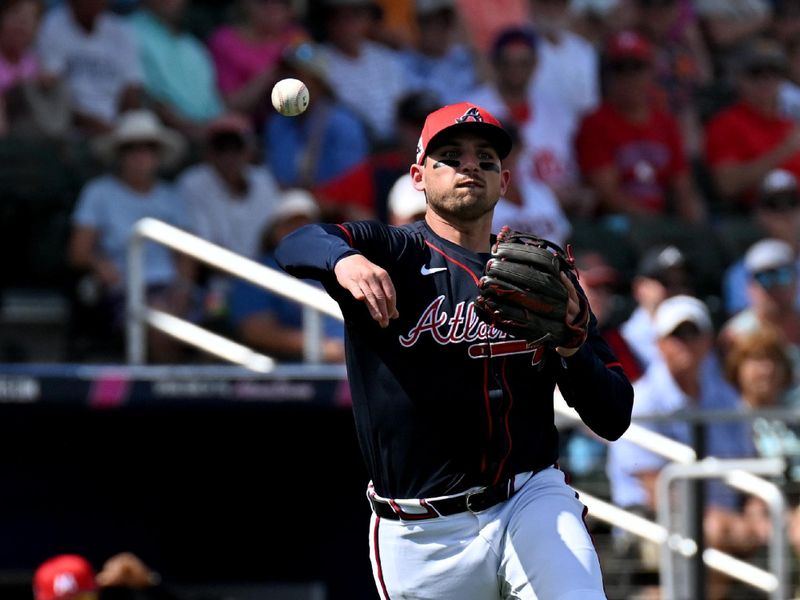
[425,122,512,162]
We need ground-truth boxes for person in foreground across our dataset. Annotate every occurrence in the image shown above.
[275,102,634,600]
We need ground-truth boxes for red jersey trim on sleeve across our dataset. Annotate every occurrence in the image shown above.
[336,223,355,247]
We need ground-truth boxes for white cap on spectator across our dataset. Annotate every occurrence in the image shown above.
[270,189,321,226]
[744,238,794,275]
[760,168,798,195]
[654,295,712,338]
[388,174,427,220]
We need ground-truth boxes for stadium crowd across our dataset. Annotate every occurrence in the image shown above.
[5,0,800,597]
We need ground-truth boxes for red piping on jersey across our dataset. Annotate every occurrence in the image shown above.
[336,223,354,247]
[481,360,492,474]
[605,361,623,370]
[493,358,514,485]
[372,517,391,600]
[425,241,481,286]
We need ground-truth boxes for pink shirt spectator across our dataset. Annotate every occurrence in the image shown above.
[209,25,307,94]
[0,50,36,93]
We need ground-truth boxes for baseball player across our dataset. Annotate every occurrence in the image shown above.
[275,102,633,599]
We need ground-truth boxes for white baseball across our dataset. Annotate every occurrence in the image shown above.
[271,78,310,117]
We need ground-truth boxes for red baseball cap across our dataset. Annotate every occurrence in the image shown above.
[605,31,653,63]
[34,555,97,600]
[415,102,512,165]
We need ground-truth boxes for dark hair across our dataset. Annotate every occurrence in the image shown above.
[490,26,538,63]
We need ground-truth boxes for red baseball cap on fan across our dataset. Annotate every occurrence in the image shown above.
[605,30,653,63]
[34,555,97,600]
[415,102,512,165]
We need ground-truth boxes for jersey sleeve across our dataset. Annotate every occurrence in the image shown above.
[275,221,414,275]
[555,305,634,441]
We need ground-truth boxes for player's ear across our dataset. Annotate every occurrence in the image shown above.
[410,163,425,191]
[499,168,511,196]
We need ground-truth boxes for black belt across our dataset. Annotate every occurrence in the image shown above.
[369,478,516,521]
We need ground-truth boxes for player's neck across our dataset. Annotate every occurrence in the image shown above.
[425,211,493,253]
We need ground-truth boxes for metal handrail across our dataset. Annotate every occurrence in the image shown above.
[126,218,343,367]
[657,459,787,600]
[554,394,789,597]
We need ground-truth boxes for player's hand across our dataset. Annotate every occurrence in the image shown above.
[96,552,159,589]
[334,254,399,328]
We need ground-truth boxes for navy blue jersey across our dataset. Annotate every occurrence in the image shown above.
[276,220,633,499]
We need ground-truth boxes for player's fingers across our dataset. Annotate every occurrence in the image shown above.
[359,280,388,327]
[377,271,399,319]
[560,272,578,302]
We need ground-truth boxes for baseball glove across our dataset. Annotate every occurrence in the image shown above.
[475,226,589,349]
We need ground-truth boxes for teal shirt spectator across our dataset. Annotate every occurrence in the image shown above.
[71,175,189,289]
[128,10,223,122]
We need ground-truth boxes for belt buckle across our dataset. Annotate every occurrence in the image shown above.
[465,488,485,513]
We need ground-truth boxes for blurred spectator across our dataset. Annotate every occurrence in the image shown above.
[631,0,713,158]
[607,295,762,600]
[704,37,800,211]
[569,0,633,49]
[723,326,800,558]
[579,251,644,382]
[399,0,479,106]
[0,0,70,138]
[370,90,440,221]
[319,0,410,146]
[68,109,192,361]
[469,26,586,217]
[34,554,98,600]
[529,0,600,122]
[228,190,345,362]
[780,31,800,121]
[387,173,426,225]
[694,0,772,80]
[208,0,308,122]
[720,237,800,353]
[561,250,642,479]
[575,30,706,222]
[36,0,143,135]
[620,243,692,368]
[128,0,224,141]
[34,552,181,600]
[724,326,799,443]
[178,112,280,259]
[469,26,539,128]
[722,169,800,315]
[264,41,373,217]
[490,121,572,246]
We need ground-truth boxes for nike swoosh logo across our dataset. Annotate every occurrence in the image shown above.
[420,265,448,276]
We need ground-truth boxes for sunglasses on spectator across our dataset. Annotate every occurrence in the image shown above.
[760,192,800,211]
[753,266,796,289]
[668,322,704,342]
[209,132,247,153]
[119,141,160,153]
[608,60,649,73]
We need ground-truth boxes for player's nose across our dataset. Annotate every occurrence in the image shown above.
[457,151,481,172]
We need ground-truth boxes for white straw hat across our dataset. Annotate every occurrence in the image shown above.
[92,110,186,169]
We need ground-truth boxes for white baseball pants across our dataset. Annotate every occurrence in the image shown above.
[368,466,606,600]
